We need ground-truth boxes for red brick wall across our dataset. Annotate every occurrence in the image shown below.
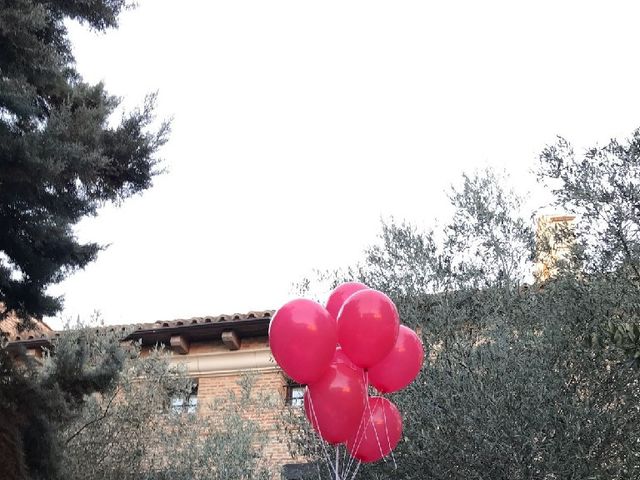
[195,356,302,476]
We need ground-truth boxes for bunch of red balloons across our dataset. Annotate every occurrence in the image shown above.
[269,282,424,463]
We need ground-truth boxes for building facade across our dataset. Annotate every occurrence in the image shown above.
[3,310,306,478]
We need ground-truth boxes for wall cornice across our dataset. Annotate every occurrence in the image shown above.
[169,347,280,378]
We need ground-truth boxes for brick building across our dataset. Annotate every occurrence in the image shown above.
[3,310,308,479]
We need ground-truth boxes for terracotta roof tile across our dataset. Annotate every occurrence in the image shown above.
[0,309,53,342]
[4,310,275,345]
[146,310,274,330]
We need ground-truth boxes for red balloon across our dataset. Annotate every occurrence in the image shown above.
[269,299,337,384]
[325,282,369,320]
[303,349,367,444]
[368,325,424,393]
[337,289,399,369]
[346,396,403,463]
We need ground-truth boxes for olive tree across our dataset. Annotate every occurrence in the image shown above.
[54,328,273,480]
[292,163,640,479]
[538,131,640,365]
[2,321,273,480]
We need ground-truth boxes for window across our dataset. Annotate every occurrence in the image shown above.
[170,382,198,414]
[285,383,305,407]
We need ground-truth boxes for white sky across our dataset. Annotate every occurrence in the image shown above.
[46,0,640,329]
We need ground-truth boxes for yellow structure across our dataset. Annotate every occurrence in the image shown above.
[534,214,576,282]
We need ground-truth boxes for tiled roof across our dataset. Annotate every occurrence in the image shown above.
[124,310,275,345]
[0,310,53,342]
[135,310,274,331]
[3,310,275,346]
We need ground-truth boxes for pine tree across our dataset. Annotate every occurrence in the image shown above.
[0,0,170,321]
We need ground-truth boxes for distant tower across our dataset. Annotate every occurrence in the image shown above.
[534,214,576,282]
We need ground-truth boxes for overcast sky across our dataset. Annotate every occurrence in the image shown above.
[46,0,640,329]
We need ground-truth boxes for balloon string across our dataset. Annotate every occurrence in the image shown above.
[349,461,361,480]
[343,421,359,477]
[346,368,391,478]
[367,391,387,464]
[335,444,340,480]
[344,369,370,477]
[380,393,397,470]
[343,370,367,478]
[307,391,339,479]
[310,396,338,479]
[362,371,386,464]
[344,415,365,477]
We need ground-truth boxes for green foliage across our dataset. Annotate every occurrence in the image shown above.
[1,320,273,480]
[538,132,640,275]
[445,169,535,289]
[0,0,169,320]
[293,158,640,479]
[357,280,640,480]
[539,132,640,364]
[59,343,273,480]
[0,319,125,479]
